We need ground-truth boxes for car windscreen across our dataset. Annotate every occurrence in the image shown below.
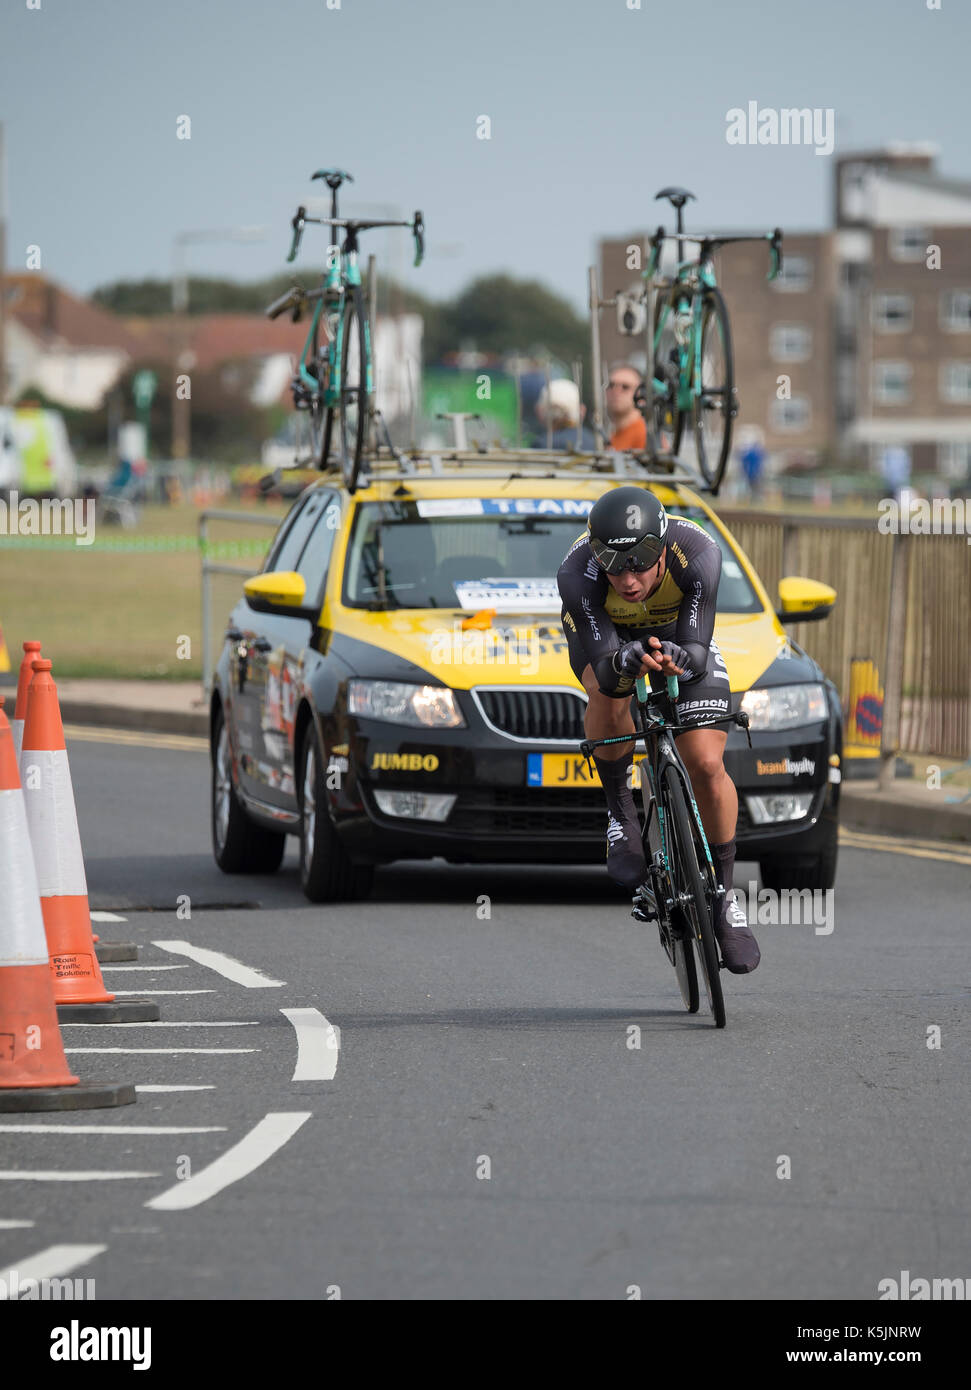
[664,507,763,614]
[342,498,761,613]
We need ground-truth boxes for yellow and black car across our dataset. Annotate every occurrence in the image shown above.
[210,449,840,901]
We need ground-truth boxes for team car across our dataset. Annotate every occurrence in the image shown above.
[210,448,841,901]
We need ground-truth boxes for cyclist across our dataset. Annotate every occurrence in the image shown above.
[556,485,759,973]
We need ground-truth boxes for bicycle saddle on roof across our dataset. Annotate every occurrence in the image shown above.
[655,187,696,209]
[312,169,353,190]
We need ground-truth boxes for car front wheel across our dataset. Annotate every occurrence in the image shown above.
[298,722,374,903]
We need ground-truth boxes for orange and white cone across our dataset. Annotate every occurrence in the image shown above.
[0,697,79,1091]
[11,640,42,761]
[19,658,116,1007]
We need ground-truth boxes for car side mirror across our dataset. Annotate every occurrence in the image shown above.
[243,570,310,615]
[776,576,836,624]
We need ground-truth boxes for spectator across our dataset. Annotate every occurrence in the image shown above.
[606,363,647,451]
[740,437,765,499]
[532,379,596,451]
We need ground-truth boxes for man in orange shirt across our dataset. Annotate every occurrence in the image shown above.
[606,363,647,451]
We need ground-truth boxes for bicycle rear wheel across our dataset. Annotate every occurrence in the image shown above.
[338,287,370,493]
[640,762,697,1011]
[662,764,725,1028]
[693,287,734,494]
[308,312,337,469]
[648,296,685,458]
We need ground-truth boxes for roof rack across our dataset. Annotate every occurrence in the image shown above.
[306,439,710,491]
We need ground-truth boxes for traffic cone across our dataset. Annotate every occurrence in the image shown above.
[0,698,135,1111]
[19,659,158,1024]
[0,698,78,1090]
[11,640,42,761]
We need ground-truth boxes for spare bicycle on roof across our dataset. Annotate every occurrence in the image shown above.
[265,168,424,493]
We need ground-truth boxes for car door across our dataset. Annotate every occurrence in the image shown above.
[254,489,342,808]
[231,488,332,806]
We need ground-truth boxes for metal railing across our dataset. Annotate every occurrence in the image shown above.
[199,508,279,694]
[717,507,971,774]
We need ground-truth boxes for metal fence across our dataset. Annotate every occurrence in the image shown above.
[719,508,971,765]
[199,509,279,692]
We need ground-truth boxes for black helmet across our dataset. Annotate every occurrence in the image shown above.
[587,486,668,574]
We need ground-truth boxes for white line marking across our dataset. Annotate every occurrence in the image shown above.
[59,1021,257,1028]
[90,912,127,922]
[0,1219,35,1229]
[101,965,189,972]
[0,1243,107,1285]
[0,1172,160,1181]
[153,940,285,988]
[0,1125,226,1135]
[110,989,216,996]
[281,1008,340,1081]
[135,1085,216,1093]
[65,1048,257,1055]
[145,1112,311,1211]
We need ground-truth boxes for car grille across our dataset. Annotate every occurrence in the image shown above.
[474,687,587,743]
[450,787,605,837]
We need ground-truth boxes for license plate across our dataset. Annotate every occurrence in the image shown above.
[526,753,647,788]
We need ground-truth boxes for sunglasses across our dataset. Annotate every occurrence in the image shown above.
[589,535,665,575]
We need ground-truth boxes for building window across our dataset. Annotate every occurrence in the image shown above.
[938,442,971,481]
[770,323,812,362]
[872,293,913,332]
[873,362,912,405]
[888,226,928,262]
[941,290,971,332]
[770,396,811,432]
[772,255,812,293]
[940,361,971,404]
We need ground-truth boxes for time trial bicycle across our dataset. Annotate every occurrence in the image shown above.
[581,671,752,1028]
[265,169,424,493]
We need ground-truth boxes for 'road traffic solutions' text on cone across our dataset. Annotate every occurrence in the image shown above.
[19,659,158,1024]
[0,698,135,1112]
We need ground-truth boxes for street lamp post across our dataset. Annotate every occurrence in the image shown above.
[169,226,266,462]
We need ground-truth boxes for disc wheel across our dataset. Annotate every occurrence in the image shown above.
[693,287,735,493]
[648,295,685,459]
[641,762,698,1011]
[338,287,370,493]
[308,312,337,469]
[663,764,725,1028]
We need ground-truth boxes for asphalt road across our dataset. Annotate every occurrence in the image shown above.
[1,732,969,1301]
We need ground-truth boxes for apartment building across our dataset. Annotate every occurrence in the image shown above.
[598,146,971,480]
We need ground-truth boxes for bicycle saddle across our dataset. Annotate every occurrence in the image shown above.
[312,168,353,190]
[655,186,696,209]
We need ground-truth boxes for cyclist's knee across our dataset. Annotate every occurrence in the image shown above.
[682,747,725,783]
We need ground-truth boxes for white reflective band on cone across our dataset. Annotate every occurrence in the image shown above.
[0,787,51,966]
[11,720,24,763]
[18,749,88,898]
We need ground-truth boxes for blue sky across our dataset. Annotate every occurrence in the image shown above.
[2,0,968,312]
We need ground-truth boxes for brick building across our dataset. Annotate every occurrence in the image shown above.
[598,146,971,481]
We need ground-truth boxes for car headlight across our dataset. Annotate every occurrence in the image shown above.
[348,680,465,728]
[741,683,827,731]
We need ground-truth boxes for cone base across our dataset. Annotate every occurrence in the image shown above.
[95,941,139,963]
[0,1080,137,1112]
[57,998,160,1024]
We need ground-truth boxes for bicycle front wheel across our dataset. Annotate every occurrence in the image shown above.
[308,313,336,469]
[640,763,697,1012]
[662,764,725,1028]
[338,287,370,493]
[693,288,734,493]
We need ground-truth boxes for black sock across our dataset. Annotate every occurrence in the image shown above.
[594,751,637,825]
[710,839,736,893]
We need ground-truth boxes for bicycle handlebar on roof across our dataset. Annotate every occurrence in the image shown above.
[645,226,783,282]
[286,210,425,267]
